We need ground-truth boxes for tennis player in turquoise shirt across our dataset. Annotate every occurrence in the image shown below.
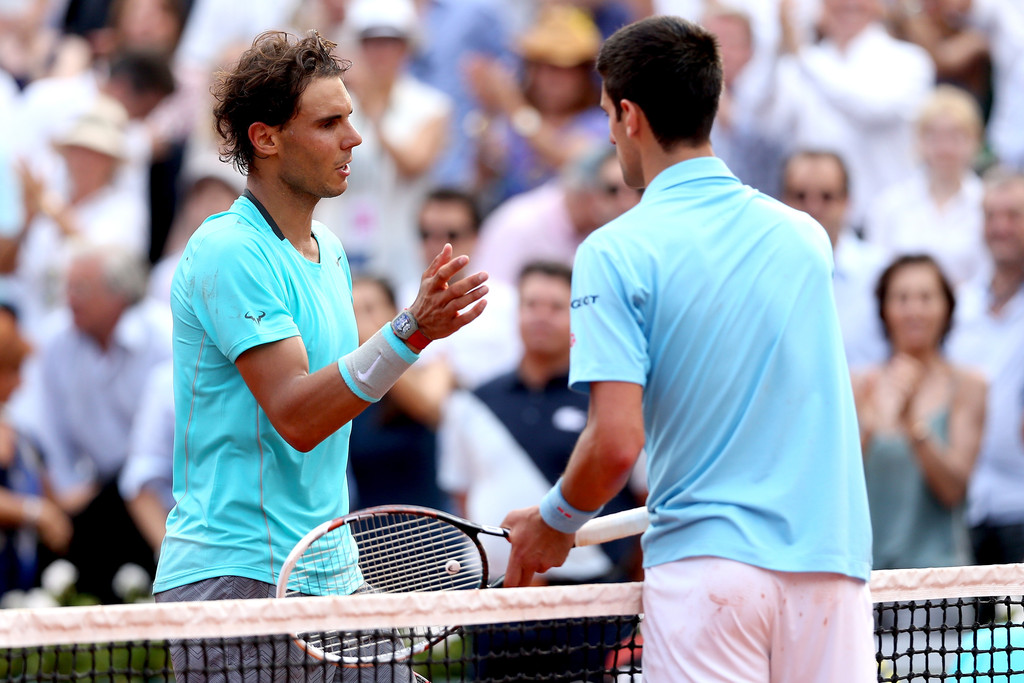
[153,31,488,682]
[503,16,875,682]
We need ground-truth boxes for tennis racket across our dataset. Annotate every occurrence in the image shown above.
[275,504,649,668]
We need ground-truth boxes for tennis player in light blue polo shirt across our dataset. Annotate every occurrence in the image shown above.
[502,16,875,682]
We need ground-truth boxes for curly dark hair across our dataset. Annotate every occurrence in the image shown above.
[213,30,350,174]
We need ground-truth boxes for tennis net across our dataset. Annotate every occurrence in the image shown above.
[0,564,1021,682]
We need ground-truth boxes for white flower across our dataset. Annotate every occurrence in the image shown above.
[112,563,152,601]
[22,588,59,609]
[0,589,26,609]
[41,559,79,596]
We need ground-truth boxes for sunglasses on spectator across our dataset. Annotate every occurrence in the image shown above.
[419,228,473,242]
[784,190,844,203]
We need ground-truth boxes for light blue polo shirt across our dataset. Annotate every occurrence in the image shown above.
[569,156,872,581]
[154,195,362,594]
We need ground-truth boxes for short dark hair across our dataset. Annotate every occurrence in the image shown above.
[421,187,483,235]
[596,16,722,150]
[109,49,176,98]
[875,254,956,344]
[782,150,851,198]
[519,260,572,288]
[213,31,350,174]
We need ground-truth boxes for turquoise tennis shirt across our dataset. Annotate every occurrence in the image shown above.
[154,195,361,594]
[569,156,872,581]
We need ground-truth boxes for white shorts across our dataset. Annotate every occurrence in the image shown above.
[641,556,875,683]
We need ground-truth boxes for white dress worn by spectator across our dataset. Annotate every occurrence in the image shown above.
[29,303,171,497]
[947,276,1024,529]
[833,233,889,372]
[770,24,935,225]
[865,170,986,287]
[315,76,452,291]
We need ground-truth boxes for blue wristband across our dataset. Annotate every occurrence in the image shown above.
[539,478,604,534]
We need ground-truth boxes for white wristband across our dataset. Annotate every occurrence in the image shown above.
[338,324,419,402]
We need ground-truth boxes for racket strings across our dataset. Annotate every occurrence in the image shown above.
[285,513,486,597]
[284,512,490,665]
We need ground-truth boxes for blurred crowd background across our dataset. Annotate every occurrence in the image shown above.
[0,0,1023,606]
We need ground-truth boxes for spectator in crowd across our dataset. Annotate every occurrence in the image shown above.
[467,4,607,208]
[908,0,1024,170]
[865,85,986,287]
[473,145,641,286]
[408,0,513,187]
[703,2,786,197]
[14,47,176,185]
[853,254,986,569]
[0,0,90,86]
[887,0,993,110]
[3,97,148,339]
[0,307,72,597]
[781,150,889,371]
[314,0,453,290]
[948,167,1024,569]
[89,0,186,60]
[403,188,521,389]
[770,0,936,226]
[348,276,454,511]
[26,244,170,603]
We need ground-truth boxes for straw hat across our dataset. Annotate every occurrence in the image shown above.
[348,0,418,41]
[55,95,128,160]
[518,5,601,68]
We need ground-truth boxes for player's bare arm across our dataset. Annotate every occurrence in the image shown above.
[502,381,644,587]
[236,244,488,452]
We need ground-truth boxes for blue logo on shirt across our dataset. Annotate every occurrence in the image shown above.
[571,295,599,309]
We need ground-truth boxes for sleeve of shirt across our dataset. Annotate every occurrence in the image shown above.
[119,360,174,504]
[436,391,474,495]
[568,236,649,394]
[797,42,935,126]
[182,228,300,362]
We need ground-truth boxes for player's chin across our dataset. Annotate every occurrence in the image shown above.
[320,180,347,199]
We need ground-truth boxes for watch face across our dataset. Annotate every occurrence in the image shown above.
[393,312,415,338]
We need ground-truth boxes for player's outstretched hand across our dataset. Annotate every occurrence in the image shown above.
[407,244,488,341]
[500,505,575,588]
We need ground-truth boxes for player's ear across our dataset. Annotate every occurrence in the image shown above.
[620,99,643,139]
[249,122,279,159]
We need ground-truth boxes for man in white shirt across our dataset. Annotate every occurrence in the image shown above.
[26,244,171,602]
[781,150,889,371]
[770,0,935,226]
[947,168,1024,572]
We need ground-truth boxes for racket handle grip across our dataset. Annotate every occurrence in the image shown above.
[574,507,649,547]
